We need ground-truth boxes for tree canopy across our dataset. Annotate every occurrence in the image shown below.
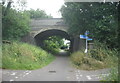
[1,1,53,40]
[43,36,64,54]
[2,1,30,40]
[25,9,53,19]
[60,2,119,49]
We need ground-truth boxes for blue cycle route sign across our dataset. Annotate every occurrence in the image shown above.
[87,38,93,41]
[80,35,88,39]
[80,31,93,54]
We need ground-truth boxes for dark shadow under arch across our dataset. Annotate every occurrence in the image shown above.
[34,29,73,53]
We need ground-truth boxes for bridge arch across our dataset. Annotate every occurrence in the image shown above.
[21,18,85,52]
[33,28,68,38]
[34,29,73,52]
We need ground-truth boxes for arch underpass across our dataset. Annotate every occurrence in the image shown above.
[34,29,72,52]
[21,18,85,52]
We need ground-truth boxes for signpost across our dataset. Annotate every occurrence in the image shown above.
[80,35,88,39]
[85,31,88,54]
[80,31,93,55]
[87,38,93,41]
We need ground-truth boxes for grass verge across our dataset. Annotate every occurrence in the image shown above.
[100,67,118,82]
[70,46,118,70]
[70,42,118,81]
[2,41,55,70]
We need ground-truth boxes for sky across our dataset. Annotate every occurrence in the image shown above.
[26,0,65,18]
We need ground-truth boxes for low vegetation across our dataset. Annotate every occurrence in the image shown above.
[71,50,118,70]
[71,42,118,70]
[25,8,53,19]
[43,36,64,54]
[2,41,55,70]
[70,41,118,81]
[101,67,118,82]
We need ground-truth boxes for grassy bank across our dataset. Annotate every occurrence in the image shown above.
[70,42,118,70]
[101,67,118,82]
[2,41,55,70]
[71,50,118,70]
[70,42,118,81]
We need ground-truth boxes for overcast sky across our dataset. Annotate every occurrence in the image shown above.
[26,0,65,18]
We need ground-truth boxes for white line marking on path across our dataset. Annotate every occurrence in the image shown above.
[26,73,29,75]
[10,79,14,81]
[100,73,109,76]
[90,75,98,77]
[86,75,92,80]
[76,74,79,77]
[76,76,79,80]
[15,77,18,79]
[79,75,82,77]
[11,72,16,76]
[23,75,26,77]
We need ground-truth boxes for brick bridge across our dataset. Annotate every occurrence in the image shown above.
[22,18,85,52]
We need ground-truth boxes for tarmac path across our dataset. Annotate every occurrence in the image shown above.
[1,51,110,82]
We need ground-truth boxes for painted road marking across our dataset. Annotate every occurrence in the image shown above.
[15,77,18,79]
[76,74,79,77]
[75,70,110,81]
[10,79,14,81]
[86,75,92,80]
[26,73,29,75]
[79,75,82,77]
[23,74,26,77]
[76,76,79,80]
[10,72,16,76]
[91,75,98,76]
[100,73,109,76]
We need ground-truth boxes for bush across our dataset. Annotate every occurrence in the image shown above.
[89,48,108,61]
[2,41,55,70]
[70,41,118,70]
[25,8,53,19]
[70,51,106,70]
[89,41,118,61]
[43,36,64,54]
[2,7,30,40]
[71,51,85,66]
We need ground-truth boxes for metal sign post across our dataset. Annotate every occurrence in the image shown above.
[85,38,88,53]
[80,31,93,56]
[85,31,89,54]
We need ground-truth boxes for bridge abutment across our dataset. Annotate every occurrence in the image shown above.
[21,33,36,45]
[72,36,85,52]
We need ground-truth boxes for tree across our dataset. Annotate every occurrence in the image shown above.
[60,2,119,48]
[43,36,64,54]
[25,9,53,19]
[2,0,27,15]
[2,0,30,40]
[2,0,13,16]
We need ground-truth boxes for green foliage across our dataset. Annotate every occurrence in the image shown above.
[25,9,53,19]
[89,41,118,60]
[70,41,118,70]
[2,6,30,40]
[101,67,118,81]
[2,4,53,41]
[2,42,55,70]
[43,36,64,54]
[70,51,106,70]
[60,2,119,48]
